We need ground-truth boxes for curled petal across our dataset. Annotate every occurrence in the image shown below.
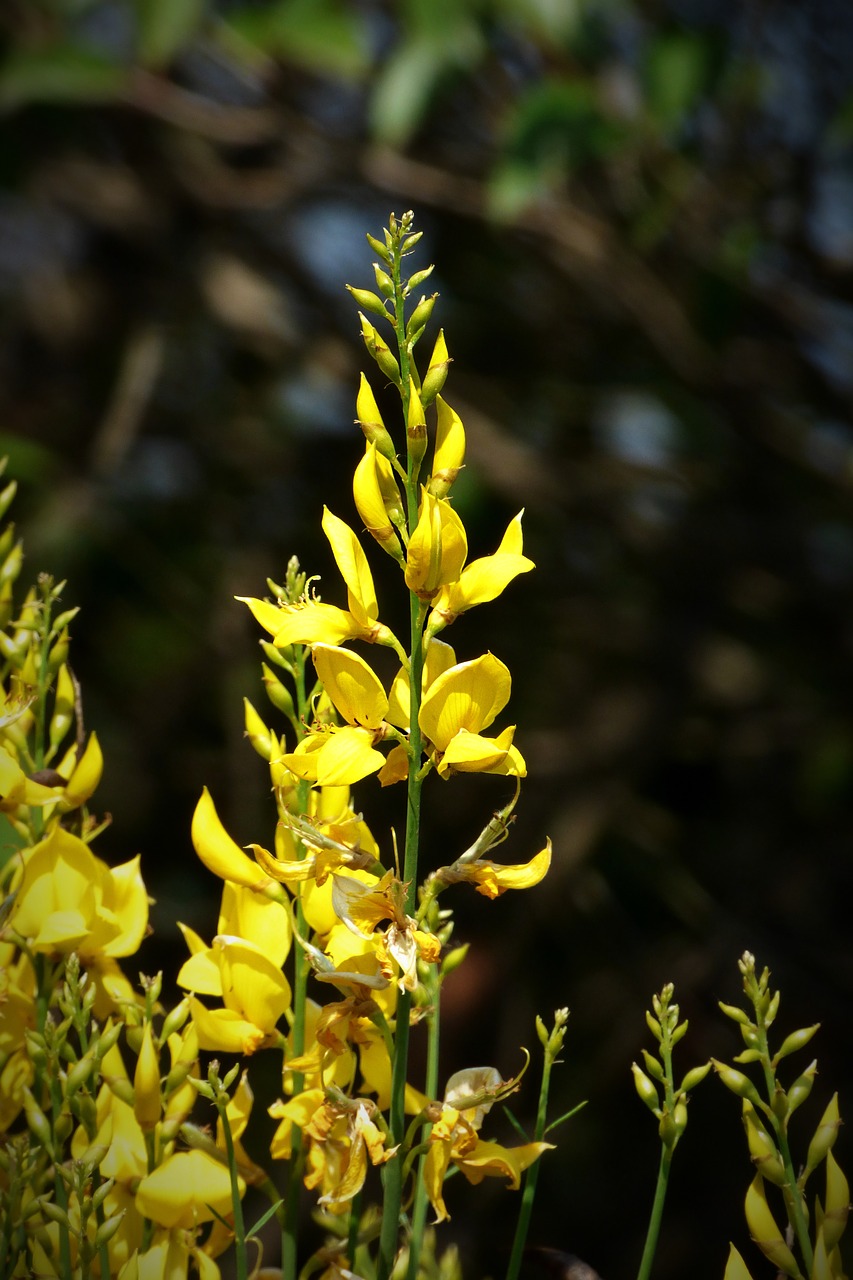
[419,654,511,751]
[455,1137,553,1188]
[322,507,378,627]
[192,788,270,890]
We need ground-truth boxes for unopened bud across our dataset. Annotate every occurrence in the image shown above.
[679,1061,712,1093]
[632,1063,660,1113]
[366,233,391,264]
[440,943,469,978]
[244,698,275,762]
[712,1060,764,1109]
[373,263,394,298]
[406,379,428,472]
[133,1024,161,1131]
[804,1093,841,1180]
[823,1150,850,1251]
[742,1103,786,1186]
[406,292,437,339]
[772,1024,819,1066]
[94,1210,126,1249]
[719,1001,751,1026]
[744,1175,801,1276]
[785,1060,817,1117]
[346,284,388,321]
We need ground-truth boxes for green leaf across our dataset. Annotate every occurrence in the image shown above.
[501,1105,530,1141]
[136,0,206,69]
[544,1100,587,1135]
[227,0,368,80]
[0,48,127,112]
[247,1199,284,1237]
[369,21,482,147]
[644,32,710,129]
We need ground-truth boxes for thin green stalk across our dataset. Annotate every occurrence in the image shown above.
[635,1147,672,1280]
[376,219,428,1280]
[755,1026,813,1273]
[406,963,441,1280]
[506,1016,564,1280]
[217,1095,249,1280]
[282,647,311,1280]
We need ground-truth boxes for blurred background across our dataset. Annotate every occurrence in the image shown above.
[1,0,852,1276]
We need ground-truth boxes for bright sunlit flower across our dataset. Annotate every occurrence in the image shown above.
[418,653,526,778]
[428,511,534,634]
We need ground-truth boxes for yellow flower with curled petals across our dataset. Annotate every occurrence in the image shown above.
[279,726,387,787]
[191,787,273,891]
[135,1149,245,1230]
[427,395,466,499]
[428,510,534,635]
[434,840,552,899]
[405,491,467,600]
[386,638,456,730]
[9,826,148,960]
[353,443,404,561]
[178,934,291,1055]
[417,653,525,778]
[312,644,389,730]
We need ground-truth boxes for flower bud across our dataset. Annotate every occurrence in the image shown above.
[771,1024,819,1066]
[0,478,17,523]
[406,292,437,340]
[400,231,423,254]
[346,284,388,320]
[719,1001,751,1026]
[641,1049,665,1083]
[133,1023,162,1131]
[406,379,428,473]
[36,1197,71,1229]
[23,1090,53,1154]
[804,1093,841,1180]
[712,1060,764,1109]
[372,263,394,298]
[359,314,402,387]
[94,1210,126,1249]
[428,396,466,498]
[366,233,391,264]
[742,1102,786,1186]
[744,1175,801,1277]
[786,1059,817,1117]
[244,698,275,762]
[65,1050,96,1097]
[632,1063,660,1113]
[723,1243,755,1280]
[356,373,397,461]
[823,1149,850,1251]
[679,1061,712,1093]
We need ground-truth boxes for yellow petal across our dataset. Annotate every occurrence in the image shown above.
[322,507,378,627]
[61,731,104,808]
[460,840,552,899]
[312,645,388,729]
[353,444,403,559]
[281,728,386,787]
[418,654,511,750]
[428,396,466,498]
[176,947,223,997]
[133,1024,161,1131]
[101,856,149,958]
[270,601,365,647]
[217,882,291,966]
[430,512,533,629]
[405,491,467,599]
[455,1138,553,1188]
[188,996,265,1055]
[237,595,287,637]
[191,788,269,890]
[215,935,291,1033]
[135,1149,244,1230]
[378,743,409,786]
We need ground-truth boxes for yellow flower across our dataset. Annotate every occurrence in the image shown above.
[9,827,148,959]
[353,443,404,561]
[428,511,534,634]
[135,1149,245,1231]
[279,726,387,787]
[191,787,275,891]
[312,644,389,730]
[178,934,291,1055]
[405,491,467,600]
[436,839,552,899]
[418,653,526,779]
[239,508,400,650]
[427,395,466,499]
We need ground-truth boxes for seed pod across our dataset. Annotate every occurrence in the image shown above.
[744,1176,803,1278]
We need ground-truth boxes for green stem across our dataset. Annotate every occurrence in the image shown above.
[406,964,441,1280]
[756,1027,813,1274]
[217,1096,249,1280]
[506,1038,556,1280]
[635,1147,673,1280]
[282,647,311,1280]
[376,222,427,1280]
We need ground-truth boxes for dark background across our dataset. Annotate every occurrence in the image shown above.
[2,1,852,1276]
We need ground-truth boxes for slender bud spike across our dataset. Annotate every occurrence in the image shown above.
[804,1093,841,1181]
[346,284,388,320]
[631,1063,660,1113]
[744,1176,804,1278]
